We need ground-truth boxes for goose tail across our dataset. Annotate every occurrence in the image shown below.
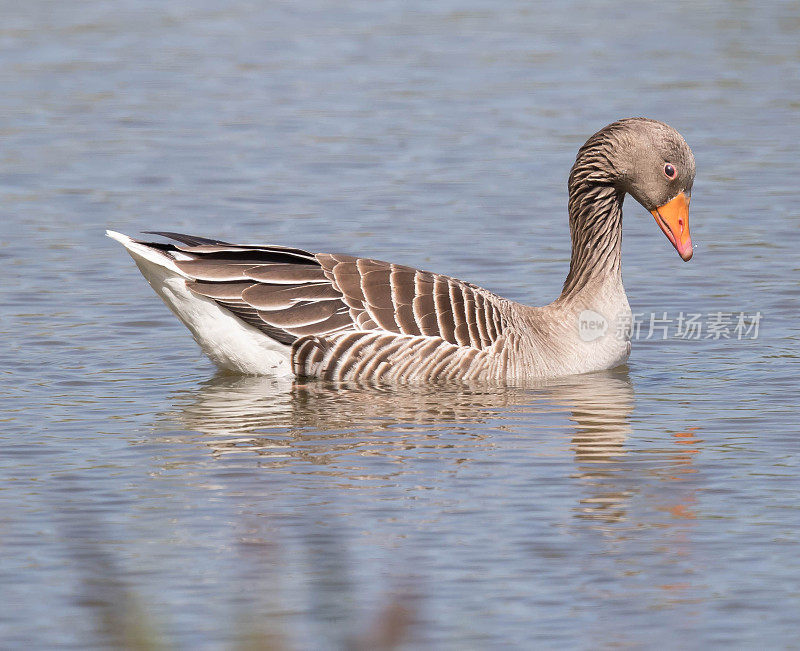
[106,230,292,375]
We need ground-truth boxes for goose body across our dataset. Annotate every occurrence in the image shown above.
[109,118,695,383]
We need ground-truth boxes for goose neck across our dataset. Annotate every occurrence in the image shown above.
[560,179,625,300]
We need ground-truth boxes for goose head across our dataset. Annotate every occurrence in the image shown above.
[577,118,696,261]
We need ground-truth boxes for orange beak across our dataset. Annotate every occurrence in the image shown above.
[651,192,693,261]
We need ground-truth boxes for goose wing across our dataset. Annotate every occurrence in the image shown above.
[146,232,512,379]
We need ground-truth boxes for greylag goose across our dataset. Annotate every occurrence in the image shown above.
[109,118,695,382]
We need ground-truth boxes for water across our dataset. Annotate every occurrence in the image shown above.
[1,0,799,647]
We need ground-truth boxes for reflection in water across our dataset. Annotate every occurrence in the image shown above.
[168,369,634,437]
[159,369,706,636]
[164,369,702,532]
[165,375,522,473]
[563,373,635,524]
[162,369,640,519]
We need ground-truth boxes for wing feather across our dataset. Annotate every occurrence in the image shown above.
[241,283,341,310]
[175,260,253,281]
[186,280,254,300]
[412,274,438,336]
[258,301,339,328]
[246,264,328,284]
[282,310,353,338]
[433,277,456,343]
[448,280,470,347]
[132,233,511,381]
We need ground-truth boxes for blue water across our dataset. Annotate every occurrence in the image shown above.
[1,1,798,647]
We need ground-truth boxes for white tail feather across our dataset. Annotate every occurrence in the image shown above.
[107,230,292,375]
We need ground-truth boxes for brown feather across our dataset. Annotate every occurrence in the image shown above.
[448,281,470,346]
[283,310,353,337]
[412,274,438,336]
[175,260,252,281]
[186,281,254,300]
[258,301,338,328]
[242,283,342,311]
[246,264,328,284]
[462,287,482,348]
[395,303,421,336]
[433,277,455,344]
[361,269,394,310]
[390,267,418,306]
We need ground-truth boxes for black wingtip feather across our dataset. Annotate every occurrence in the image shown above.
[143,231,231,246]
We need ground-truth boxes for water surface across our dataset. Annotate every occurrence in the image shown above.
[1,1,799,648]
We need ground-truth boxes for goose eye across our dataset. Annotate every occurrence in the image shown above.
[664,163,677,179]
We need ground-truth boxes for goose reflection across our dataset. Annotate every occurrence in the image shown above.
[157,369,704,612]
[165,375,534,467]
[163,370,635,507]
[560,370,635,524]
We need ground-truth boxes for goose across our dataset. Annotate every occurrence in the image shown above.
[108,118,695,383]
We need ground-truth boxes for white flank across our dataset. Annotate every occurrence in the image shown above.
[106,230,292,375]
